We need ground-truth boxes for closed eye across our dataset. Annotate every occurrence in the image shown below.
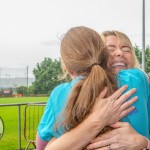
[107,45,116,52]
[121,46,131,52]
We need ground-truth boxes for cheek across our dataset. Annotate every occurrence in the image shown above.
[129,59,134,68]
[126,54,134,67]
[107,58,111,68]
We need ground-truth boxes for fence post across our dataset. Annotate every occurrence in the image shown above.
[18,105,21,150]
[0,102,46,149]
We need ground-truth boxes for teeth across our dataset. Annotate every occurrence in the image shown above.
[112,62,125,67]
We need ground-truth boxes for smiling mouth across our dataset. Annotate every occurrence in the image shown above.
[111,62,126,67]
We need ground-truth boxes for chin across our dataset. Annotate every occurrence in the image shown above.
[112,67,127,75]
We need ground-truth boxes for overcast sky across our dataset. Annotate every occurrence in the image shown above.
[0,0,149,77]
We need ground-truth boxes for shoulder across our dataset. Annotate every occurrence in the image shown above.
[47,81,72,105]
[42,82,73,121]
[117,68,148,82]
[51,82,72,95]
[50,76,82,98]
[46,77,82,108]
[116,68,149,94]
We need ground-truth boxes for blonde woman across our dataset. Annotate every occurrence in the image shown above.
[87,30,150,150]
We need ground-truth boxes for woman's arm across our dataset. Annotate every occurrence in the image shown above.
[45,85,137,150]
[45,115,106,150]
[86,122,148,150]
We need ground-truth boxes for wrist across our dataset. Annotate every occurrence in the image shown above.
[72,115,106,147]
[85,113,106,132]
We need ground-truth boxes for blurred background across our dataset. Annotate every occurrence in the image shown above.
[0,0,149,94]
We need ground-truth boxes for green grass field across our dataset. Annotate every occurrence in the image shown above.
[0,97,48,150]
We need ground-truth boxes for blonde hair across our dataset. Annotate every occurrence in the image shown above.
[101,30,140,68]
[59,26,117,134]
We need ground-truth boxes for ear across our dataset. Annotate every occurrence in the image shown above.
[67,69,75,76]
[66,68,77,78]
[61,63,67,71]
[63,64,77,78]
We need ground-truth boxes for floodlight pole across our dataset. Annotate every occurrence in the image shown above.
[142,0,145,70]
[27,66,28,88]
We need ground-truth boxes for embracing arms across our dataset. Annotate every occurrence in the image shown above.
[45,85,137,150]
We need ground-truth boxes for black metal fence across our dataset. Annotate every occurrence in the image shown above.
[0,102,46,150]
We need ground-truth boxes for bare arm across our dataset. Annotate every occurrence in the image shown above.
[45,85,137,150]
[45,116,106,150]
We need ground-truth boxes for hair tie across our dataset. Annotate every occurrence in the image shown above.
[91,63,100,68]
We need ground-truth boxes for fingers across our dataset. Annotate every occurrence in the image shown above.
[87,138,113,149]
[110,122,128,128]
[116,88,136,106]
[96,147,110,150]
[109,85,128,100]
[120,106,135,118]
[120,96,138,118]
[120,96,137,110]
[90,131,115,144]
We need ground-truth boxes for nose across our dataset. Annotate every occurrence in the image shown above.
[115,48,124,57]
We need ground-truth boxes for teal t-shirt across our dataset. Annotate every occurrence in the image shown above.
[38,68,150,141]
[117,68,150,139]
[38,77,81,141]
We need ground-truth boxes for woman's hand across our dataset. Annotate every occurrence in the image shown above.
[44,85,138,150]
[86,122,148,150]
[91,85,137,126]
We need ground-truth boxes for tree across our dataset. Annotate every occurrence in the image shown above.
[145,46,150,76]
[134,45,142,64]
[32,58,63,94]
[16,86,27,95]
[134,45,150,76]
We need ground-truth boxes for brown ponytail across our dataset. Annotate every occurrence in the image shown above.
[57,26,117,135]
[62,65,116,132]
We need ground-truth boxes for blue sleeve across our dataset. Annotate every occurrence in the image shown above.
[37,82,72,141]
[38,91,56,141]
[117,68,150,138]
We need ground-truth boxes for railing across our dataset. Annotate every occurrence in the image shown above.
[0,102,46,150]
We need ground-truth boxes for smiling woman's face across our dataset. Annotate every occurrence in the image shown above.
[106,35,134,75]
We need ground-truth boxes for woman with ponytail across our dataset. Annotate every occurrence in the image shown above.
[36,26,137,150]
[59,26,117,134]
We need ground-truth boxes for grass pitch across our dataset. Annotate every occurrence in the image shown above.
[0,97,48,150]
